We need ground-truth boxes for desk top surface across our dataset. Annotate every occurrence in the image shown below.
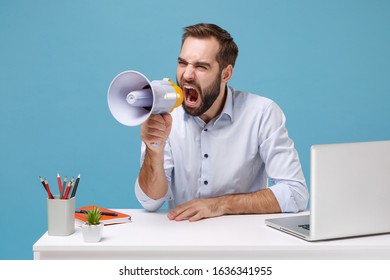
[34,209,390,252]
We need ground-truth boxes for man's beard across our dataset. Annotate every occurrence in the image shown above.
[178,73,222,117]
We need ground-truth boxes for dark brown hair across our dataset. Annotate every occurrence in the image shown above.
[181,23,239,70]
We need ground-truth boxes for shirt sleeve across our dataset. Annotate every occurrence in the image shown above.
[134,141,174,212]
[134,178,170,212]
[258,102,309,212]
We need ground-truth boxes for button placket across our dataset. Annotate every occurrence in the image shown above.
[200,127,210,190]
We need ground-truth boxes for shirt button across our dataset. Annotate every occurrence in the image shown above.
[204,128,208,132]
[204,154,208,158]
[204,180,208,185]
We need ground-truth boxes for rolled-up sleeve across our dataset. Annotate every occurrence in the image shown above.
[259,102,309,212]
[134,179,170,211]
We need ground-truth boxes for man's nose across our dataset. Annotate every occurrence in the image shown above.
[183,65,195,81]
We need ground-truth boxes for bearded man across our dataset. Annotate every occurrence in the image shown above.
[135,23,309,221]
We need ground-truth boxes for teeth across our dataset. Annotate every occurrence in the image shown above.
[184,85,195,90]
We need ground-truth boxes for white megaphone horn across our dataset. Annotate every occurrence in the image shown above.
[107,70,184,126]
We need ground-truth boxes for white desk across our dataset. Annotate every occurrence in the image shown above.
[33,209,390,260]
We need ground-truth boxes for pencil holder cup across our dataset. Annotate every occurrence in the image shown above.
[47,196,75,236]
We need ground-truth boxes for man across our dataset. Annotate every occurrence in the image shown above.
[135,23,309,222]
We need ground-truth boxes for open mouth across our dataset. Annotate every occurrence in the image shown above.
[183,85,201,108]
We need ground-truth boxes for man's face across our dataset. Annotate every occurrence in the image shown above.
[176,36,223,117]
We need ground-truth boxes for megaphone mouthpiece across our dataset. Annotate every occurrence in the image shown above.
[107,70,183,126]
[126,89,153,107]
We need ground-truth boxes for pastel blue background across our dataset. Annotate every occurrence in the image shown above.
[1,0,389,259]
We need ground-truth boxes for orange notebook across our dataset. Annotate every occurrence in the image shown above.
[75,205,131,226]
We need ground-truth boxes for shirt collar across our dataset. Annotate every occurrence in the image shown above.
[190,86,234,127]
[221,86,234,122]
[209,85,234,126]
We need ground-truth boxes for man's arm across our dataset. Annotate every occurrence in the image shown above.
[167,188,281,222]
[138,114,172,200]
[138,147,168,199]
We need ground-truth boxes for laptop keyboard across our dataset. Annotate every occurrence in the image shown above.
[298,224,310,230]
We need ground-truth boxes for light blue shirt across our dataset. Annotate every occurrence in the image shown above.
[135,86,309,212]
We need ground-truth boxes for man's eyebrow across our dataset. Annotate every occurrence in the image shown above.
[178,57,187,63]
[178,57,211,68]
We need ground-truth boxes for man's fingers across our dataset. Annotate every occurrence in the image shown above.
[141,114,172,148]
[161,113,173,127]
[168,208,190,221]
[146,116,169,132]
[188,212,204,222]
[168,200,207,222]
[168,205,194,221]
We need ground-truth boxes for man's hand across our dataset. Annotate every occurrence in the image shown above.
[168,197,225,222]
[141,113,172,151]
[138,113,172,200]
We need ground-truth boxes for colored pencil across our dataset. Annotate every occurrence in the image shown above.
[70,174,80,198]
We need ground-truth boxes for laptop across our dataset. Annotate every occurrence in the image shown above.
[265,140,390,241]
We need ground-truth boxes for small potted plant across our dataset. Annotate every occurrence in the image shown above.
[81,206,104,242]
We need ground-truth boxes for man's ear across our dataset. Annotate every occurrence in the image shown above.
[222,64,233,83]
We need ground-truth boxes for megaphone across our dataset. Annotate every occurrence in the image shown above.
[107,70,184,126]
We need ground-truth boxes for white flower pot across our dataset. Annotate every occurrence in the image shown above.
[81,223,104,242]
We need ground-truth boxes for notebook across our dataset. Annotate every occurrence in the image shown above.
[265,140,390,241]
[75,205,131,226]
